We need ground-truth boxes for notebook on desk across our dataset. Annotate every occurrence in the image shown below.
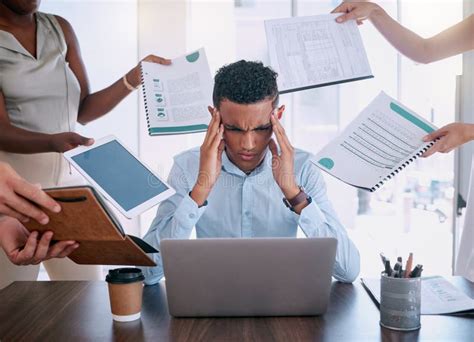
[24,186,157,266]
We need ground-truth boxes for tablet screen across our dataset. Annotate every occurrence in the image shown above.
[71,140,169,211]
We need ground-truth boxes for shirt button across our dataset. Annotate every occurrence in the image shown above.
[189,213,196,219]
[245,211,251,216]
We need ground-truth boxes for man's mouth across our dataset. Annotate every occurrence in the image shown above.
[238,152,257,161]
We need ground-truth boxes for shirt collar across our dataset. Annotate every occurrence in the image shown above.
[222,148,273,178]
[0,14,44,60]
[0,31,32,58]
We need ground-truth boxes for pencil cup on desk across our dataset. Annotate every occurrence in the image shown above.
[380,273,421,331]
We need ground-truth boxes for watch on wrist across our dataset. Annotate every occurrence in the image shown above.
[282,186,312,212]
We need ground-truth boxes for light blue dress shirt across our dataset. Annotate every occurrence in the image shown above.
[143,147,360,284]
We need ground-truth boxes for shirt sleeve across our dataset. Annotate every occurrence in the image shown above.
[296,161,361,283]
[142,161,207,285]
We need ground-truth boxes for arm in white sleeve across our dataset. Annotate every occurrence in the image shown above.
[142,161,207,285]
[297,162,360,283]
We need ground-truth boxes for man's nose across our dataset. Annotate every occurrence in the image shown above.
[241,131,256,151]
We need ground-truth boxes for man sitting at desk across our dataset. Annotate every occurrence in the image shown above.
[143,60,360,284]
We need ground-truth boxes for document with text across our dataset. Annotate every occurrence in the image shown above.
[140,48,213,135]
[313,92,437,192]
[361,277,474,315]
[265,14,373,94]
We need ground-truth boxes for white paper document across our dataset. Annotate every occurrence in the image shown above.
[313,92,437,192]
[361,276,474,315]
[140,48,213,135]
[265,14,373,93]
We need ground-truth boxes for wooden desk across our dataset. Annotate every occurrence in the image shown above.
[0,277,472,341]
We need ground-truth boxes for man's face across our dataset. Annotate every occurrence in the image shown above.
[218,98,282,173]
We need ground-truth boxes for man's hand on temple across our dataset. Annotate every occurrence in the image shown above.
[190,107,225,206]
[269,112,309,214]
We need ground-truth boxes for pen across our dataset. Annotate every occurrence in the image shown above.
[384,259,392,276]
[393,259,401,278]
[410,264,423,278]
[397,257,403,278]
[380,253,387,266]
[404,253,413,278]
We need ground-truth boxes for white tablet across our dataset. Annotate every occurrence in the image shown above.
[64,135,175,218]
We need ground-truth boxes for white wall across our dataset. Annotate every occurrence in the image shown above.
[42,0,140,235]
[42,0,139,152]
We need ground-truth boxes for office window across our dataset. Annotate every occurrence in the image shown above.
[40,0,463,278]
[291,0,462,276]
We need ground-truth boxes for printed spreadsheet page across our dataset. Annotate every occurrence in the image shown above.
[265,13,373,93]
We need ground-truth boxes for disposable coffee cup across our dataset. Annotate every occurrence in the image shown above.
[105,268,145,322]
[380,273,421,331]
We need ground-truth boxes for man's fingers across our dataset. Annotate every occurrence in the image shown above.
[217,140,225,161]
[210,124,224,150]
[271,114,292,153]
[203,106,217,142]
[13,178,61,214]
[271,115,285,149]
[204,111,221,147]
[207,106,214,116]
[204,107,218,138]
[269,138,279,157]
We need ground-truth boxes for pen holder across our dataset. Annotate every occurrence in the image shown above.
[380,273,421,331]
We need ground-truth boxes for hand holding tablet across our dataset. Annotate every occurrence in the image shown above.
[64,136,175,218]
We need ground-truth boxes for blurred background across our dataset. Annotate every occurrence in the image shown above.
[40,0,473,278]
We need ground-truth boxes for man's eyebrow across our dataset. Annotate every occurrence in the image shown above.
[254,122,272,129]
[223,122,272,131]
[223,124,243,130]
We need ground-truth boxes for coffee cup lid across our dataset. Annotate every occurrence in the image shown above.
[106,268,145,284]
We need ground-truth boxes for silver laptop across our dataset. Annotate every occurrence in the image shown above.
[161,237,337,317]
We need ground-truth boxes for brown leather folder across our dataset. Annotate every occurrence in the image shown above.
[25,186,157,266]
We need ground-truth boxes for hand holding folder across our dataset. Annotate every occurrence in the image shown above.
[24,186,157,266]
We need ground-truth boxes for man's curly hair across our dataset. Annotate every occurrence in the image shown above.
[212,60,279,109]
